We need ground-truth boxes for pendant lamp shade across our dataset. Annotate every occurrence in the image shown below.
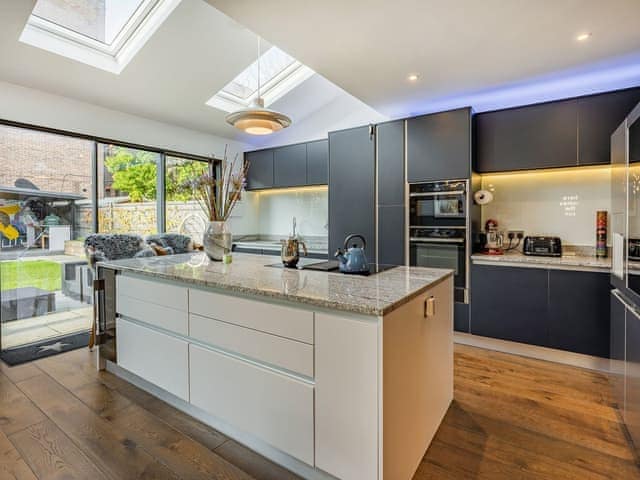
[225,98,292,135]
[226,37,292,135]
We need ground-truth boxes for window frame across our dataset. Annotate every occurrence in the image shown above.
[0,118,219,236]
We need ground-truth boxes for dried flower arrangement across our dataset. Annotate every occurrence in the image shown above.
[187,146,249,222]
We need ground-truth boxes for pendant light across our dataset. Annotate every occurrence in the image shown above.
[226,37,292,135]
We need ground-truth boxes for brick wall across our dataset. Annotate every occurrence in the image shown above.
[0,125,93,195]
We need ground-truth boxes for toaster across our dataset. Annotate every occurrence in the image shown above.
[523,236,562,257]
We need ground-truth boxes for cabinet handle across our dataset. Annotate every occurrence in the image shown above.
[424,296,436,318]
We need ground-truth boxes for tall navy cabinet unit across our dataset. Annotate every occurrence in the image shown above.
[407,107,472,182]
[328,126,376,257]
[377,120,405,266]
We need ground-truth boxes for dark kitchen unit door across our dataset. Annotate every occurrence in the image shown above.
[377,120,405,266]
[245,149,274,190]
[274,143,307,187]
[578,87,640,166]
[306,139,329,185]
[378,205,404,266]
[476,99,578,172]
[548,270,610,357]
[470,264,549,346]
[328,125,375,257]
[377,120,405,205]
[407,108,471,182]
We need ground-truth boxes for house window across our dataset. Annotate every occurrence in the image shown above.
[20,0,182,74]
[206,46,314,113]
[97,143,160,235]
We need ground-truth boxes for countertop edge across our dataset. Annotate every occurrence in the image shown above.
[98,261,454,317]
[379,272,454,316]
[471,254,611,273]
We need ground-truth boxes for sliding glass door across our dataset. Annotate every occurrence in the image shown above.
[0,125,94,355]
[0,124,213,361]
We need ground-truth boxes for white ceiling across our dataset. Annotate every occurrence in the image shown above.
[208,0,640,117]
[0,0,372,146]
[2,0,640,149]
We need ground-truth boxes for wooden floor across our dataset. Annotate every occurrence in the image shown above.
[0,344,636,480]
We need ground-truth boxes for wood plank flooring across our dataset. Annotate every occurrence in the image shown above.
[0,344,635,479]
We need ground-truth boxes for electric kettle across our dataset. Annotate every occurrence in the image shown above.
[335,234,370,274]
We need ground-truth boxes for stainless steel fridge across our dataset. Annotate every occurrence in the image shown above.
[610,100,640,451]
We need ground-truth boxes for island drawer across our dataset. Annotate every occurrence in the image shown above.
[116,318,189,401]
[116,275,188,311]
[117,294,188,336]
[189,344,314,466]
[189,289,314,344]
[190,314,314,377]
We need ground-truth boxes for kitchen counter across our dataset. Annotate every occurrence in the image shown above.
[99,252,452,316]
[471,251,611,272]
[98,252,454,480]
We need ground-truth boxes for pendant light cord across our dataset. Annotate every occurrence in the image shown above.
[257,36,261,99]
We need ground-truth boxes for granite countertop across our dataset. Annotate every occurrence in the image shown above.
[98,252,453,316]
[471,251,611,270]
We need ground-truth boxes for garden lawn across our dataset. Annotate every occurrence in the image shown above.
[0,260,61,292]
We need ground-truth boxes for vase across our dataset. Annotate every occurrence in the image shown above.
[203,221,232,261]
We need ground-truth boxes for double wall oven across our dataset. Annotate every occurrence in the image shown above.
[409,180,469,303]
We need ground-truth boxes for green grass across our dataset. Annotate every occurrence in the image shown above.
[0,260,61,292]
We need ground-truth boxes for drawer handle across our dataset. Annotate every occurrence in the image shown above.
[424,296,436,318]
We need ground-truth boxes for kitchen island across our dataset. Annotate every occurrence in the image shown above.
[96,253,454,480]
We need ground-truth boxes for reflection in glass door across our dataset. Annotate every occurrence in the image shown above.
[0,125,94,358]
[165,155,210,243]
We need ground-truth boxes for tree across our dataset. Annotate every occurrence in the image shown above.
[104,147,208,202]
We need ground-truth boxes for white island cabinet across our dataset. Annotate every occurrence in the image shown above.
[100,253,453,480]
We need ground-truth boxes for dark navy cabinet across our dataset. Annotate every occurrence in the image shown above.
[306,139,329,185]
[377,120,405,266]
[377,205,404,266]
[548,270,610,357]
[407,108,471,182]
[471,264,549,346]
[577,88,640,166]
[377,120,405,205]
[476,88,640,172]
[328,125,375,256]
[273,144,307,187]
[245,149,274,190]
[476,99,578,172]
[246,139,328,190]
[471,263,611,357]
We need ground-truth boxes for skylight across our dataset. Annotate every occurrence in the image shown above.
[20,0,182,74]
[207,46,314,113]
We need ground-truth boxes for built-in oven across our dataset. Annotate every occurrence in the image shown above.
[409,180,469,304]
[409,180,467,226]
[409,228,467,303]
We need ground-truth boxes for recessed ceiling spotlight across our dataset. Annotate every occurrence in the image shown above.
[408,74,419,82]
[576,32,592,41]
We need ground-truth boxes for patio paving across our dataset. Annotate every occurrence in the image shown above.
[1,294,91,349]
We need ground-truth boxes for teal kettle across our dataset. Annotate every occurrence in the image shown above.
[335,234,370,275]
